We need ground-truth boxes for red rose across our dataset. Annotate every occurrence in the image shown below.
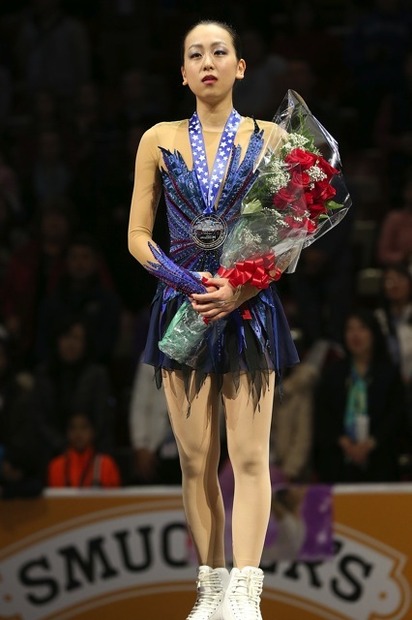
[273,186,296,209]
[290,170,311,189]
[312,179,336,202]
[308,203,328,218]
[283,215,317,233]
[293,191,309,216]
[317,156,339,179]
[283,215,305,229]
[306,218,317,233]
[285,148,317,169]
[304,191,314,205]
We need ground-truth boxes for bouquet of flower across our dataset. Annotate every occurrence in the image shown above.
[154,90,351,365]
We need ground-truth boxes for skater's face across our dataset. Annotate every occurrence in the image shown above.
[181,23,245,102]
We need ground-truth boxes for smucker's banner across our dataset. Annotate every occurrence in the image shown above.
[0,485,411,620]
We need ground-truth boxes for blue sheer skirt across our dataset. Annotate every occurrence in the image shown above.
[143,282,299,405]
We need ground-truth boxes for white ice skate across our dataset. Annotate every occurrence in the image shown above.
[186,566,230,620]
[222,566,264,620]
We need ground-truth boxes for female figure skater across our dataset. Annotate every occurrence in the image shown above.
[128,19,298,620]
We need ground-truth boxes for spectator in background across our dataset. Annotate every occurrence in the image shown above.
[32,128,72,206]
[48,412,121,488]
[344,0,412,147]
[0,328,43,499]
[117,66,171,129]
[376,178,412,268]
[0,48,11,129]
[280,58,341,142]
[270,365,314,483]
[374,49,412,206]
[313,308,405,483]
[129,358,180,485]
[97,120,165,314]
[0,190,28,287]
[36,232,121,365]
[374,263,412,386]
[0,446,44,500]
[69,81,103,168]
[94,0,152,87]
[374,264,412,467]
[269,339,343,484]
[270,363,315,484]
[30,317,115,470]
[8,89,67,202]
[14,0,91,104]
[31,89,61,132]
[270,0,345,101]
[68,83,147,247]
[287,200,355,350]
[342,148,386,222]
[0,199,74,366]
[0,148,23,221]
[233,27,287,120]
[67,80,126,236]
[11,89,73,199]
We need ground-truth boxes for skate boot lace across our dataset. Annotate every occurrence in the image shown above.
[229,571,263,619]
[187,570,224,619]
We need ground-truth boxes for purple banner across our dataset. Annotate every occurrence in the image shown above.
[219,461,334,564]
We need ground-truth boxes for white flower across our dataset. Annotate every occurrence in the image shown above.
[308,164,327,182]
[267,158,290,192]
[282,132,310,153]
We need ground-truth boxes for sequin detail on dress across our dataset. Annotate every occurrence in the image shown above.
[159,120,264,276]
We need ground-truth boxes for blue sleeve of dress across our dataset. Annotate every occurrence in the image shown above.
[146,242,207,296]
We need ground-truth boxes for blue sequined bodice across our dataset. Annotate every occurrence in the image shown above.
[159,122,265,274]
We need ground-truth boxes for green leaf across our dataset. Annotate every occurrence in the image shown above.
[242,198,263,214]
[327,200,343,210]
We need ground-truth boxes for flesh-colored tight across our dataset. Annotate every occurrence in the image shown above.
[162,369,275,569]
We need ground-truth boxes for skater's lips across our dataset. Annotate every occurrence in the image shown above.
[202,74,217,82]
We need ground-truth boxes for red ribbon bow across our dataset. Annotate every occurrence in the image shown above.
[217,253,279,289]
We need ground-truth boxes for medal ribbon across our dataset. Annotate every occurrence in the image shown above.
[189,109,241,214]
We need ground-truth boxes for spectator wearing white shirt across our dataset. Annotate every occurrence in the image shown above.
[129,358,180,485]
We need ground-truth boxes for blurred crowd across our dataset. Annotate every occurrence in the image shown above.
[1,0,412,497]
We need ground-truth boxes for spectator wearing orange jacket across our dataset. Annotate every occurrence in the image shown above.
[48,412,121,488]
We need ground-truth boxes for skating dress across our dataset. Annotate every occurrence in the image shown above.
[129,115,299,394]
